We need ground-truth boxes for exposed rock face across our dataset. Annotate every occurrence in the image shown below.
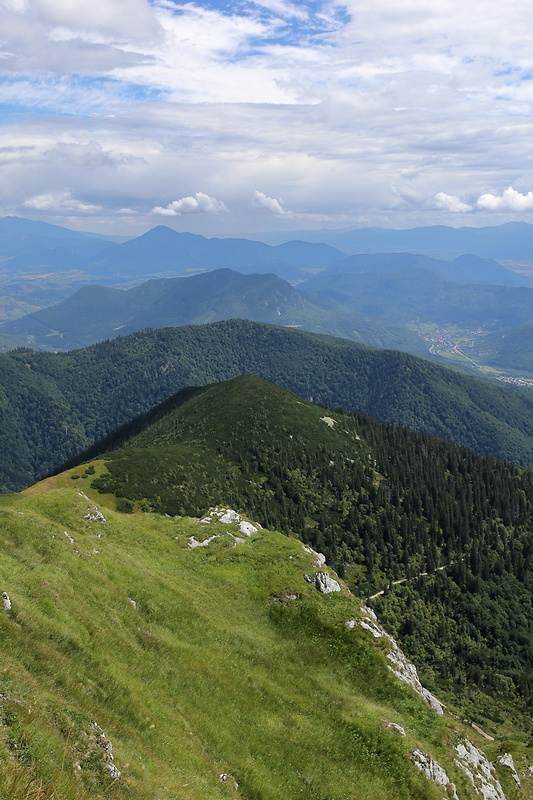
[304,572,341,594]
[455,740,506,800]
[2,592,11,611]
[411,749,458,799]
[352,606,444,715]
[303,545,326,567]
[496,753,520,787]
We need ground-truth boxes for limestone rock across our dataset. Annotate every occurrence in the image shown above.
[496,753,520,788]
[387,722,406,737]
[304,572,341,594]
[84,507,107,523]
[220,773,238,789]
[454,740,506,800]
[218,509,240,524]
[2,592,11,611]
[92,722,120,781]
[188,535,219,549]
[411,749,458,798]
[303,545,326,566]
[355,605,444,715]
[238,521,258,537]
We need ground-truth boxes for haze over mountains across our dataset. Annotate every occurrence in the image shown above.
[262,220,533,262]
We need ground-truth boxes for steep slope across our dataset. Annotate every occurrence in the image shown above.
[0,478,498,800]
[0,268,427,355]
[471,320,533,371]
[3,320,533,491]
[64,376,533,737]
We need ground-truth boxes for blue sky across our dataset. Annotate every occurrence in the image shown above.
[1,0,533,236]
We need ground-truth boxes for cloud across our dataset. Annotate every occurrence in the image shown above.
[152,192,228,216]
[22,190,102,214]
[476,187,533,212]
[252,190,288,215]
[249,0,309,21]
[434,192,472,213]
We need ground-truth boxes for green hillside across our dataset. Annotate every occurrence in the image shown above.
[0,480,495,800]
[62,376,533,738]
[0,268,426,355]
[3,320,533,492]
[472,320,533,371]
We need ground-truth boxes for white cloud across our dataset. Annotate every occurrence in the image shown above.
[476,187,533,212]
[252,190,288,215]
[152,192,228,216]
[434,192,472,213]
[22,190,102,214]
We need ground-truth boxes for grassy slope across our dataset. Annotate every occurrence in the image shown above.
[0,476,497,800]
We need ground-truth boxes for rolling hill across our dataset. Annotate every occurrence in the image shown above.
[0,268,428,355]
[2,320,533,493]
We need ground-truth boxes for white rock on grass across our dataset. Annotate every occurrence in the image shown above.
[218,509,241,524]
[455,740,507,800]
[188,535,219,549]
[305,572,341,594]
[303,545,326,566]
[238,521,258,537]
[84,507,107,523]
[2,592,11,611]
[353,605,444,715]
[387,722,406,737]
[496,753,520,787]
[411,749,458,799]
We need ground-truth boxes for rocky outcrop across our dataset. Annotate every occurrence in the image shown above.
[238,520,258,537]
[496,753,520,787]
[411,749,458,799]
[454,740,506,800]
[303,545,326,567]
[349,606,444,715]
[91,722,120,781]
[84,508,107,523]
[305,572,341,594]
[188,535,220,549]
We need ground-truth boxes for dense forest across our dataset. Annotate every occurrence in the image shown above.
[3,319,533,491]
[64,375,533,735]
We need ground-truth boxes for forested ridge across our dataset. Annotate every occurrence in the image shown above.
[65,375,533,736]
[3,319,533,491]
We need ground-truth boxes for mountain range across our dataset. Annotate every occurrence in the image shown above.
[261,220,533,263]
[3,319,533,493]
[0,268,428,355]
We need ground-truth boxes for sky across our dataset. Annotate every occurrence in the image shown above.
[1,0,533,237]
